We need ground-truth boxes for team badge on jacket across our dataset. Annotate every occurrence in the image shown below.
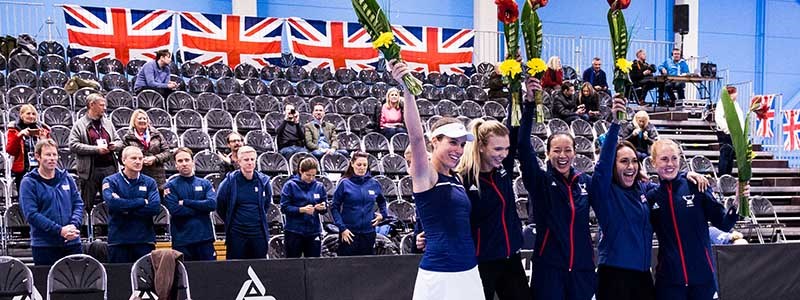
[683,194,695,207]
[578,183,588,195]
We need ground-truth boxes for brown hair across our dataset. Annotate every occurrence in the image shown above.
[173,147,194,159]
[650,139,680,159]
[155,49,171,60]
[34,139,58,156]
[613,140,645,184]
[297,157,319,174]
[343,151,371,178]
[456,119,509,187]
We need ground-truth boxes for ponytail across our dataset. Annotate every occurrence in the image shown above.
[456,119,509,189]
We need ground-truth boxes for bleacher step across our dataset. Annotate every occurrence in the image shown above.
[755,177,800,187]
[648,111,689,121]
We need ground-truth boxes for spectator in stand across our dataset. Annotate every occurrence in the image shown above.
[133,49,178,97]
[6,104,51,191]
[331,151,388,256]
[552,82,586,123]
[630,49,657,105]
[582,57,608,92]
[304,104,348,159]
[487,73,508,99]
[19,139,83,266]
[216,146,272,259]
[102,146,161,263]
[715,86,743,176]
[277,104,308,159]
[69,93,123,214]
[280,157,327,258]
[542,56,563,92]
[218,132,244,175]
[164,147,218,261]
[658,48,691,106]
[578,82,602,122]
[379,88,407,138]
[619,110,659,160]
[122,109,172,194]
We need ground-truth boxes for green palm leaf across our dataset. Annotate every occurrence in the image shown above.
[720,88,752,217]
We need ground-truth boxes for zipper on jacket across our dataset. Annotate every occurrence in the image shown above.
[667,183,690,286]
[562,174,580,272]
[480,174,511,257]
[475,228,481,256]
[539,229,550,257]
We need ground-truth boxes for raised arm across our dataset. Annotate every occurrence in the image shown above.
[392,60,436,192]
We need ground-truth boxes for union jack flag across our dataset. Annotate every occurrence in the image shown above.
[63,5,174,64]
[783,109,800,151]
[391,25,474,74]
[751,94,776,138]
[179,13,283,68]
[286,18,379,72]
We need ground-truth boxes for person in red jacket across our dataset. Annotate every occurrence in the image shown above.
[6,104,51,191]
[542,56,564,91]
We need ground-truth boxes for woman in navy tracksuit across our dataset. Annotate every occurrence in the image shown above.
[281,158,328,258]
[331,151,388,256]
[647,139,739,300]
[518,97,595,300]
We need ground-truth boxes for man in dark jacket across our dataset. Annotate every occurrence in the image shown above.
[552,82,587,123]
[164,147,217,261]
[217,132,244,175]
[277,104,308,158]
[102,146,162,263]
[630,49,657,105]
[133,49,178,97]
[582,57,608,91]
[20,139,84,265]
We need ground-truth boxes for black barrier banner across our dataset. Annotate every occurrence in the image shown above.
[714,243,800,300]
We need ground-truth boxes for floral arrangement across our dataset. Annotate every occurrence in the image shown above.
[496,0,524,126]
[522,0,547,123]
[721,89,761,218]
[607,0,632,119]
[352,0,423,95]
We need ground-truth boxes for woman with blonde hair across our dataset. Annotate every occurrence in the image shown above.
[542,56,563,91]
[6,104,51,191]
[121,109,172,191]
[379,87,406,138]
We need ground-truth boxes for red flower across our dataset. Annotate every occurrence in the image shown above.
[754,100,770,119]
[496,0,519,24]
[607,0,631,10]
[530,0,548,8]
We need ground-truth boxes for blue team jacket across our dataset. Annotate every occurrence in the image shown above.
[331,174,388,234]
[518,103,595,272]
[102,172,161,245]
[280,175,327,236]
[216,170,272,241]
[164,175,217,246]
[591,122,656,272]
[19,169,84,247]
[647,172,738,286]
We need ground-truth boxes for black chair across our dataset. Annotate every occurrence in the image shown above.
[399,175,413,201]
[49,125,71,149]
[370,82,389,99]
[195,92,224,113]
[548,118,570,135]
[47,254,106,299]
[205,109,234,134]
[130,253,192,300]
[269,78,295,97]
[108,107,132,129]
[460,100,484,119]
[380,153,407,178]
[296,79,321,98]
[470,73,488,88]
[207,62,232,80]
[321,80,345,98]
[476,62,495,74]
[310,66,333,83]
[390,133,409,154]
[234,63,258,80]
[42,105,74,127]
[136,90,166,110]
[40,70,69,89]
[420,84,441,100]
[180,61,207,78]
[0,256,34,298]
[435,100,459,117]
[263,112,284,134]
[242,78,268,96]
[146,108,172,129]
[284,65,308,82]
[166,91,195,114]
[158,128,179,150]
[346,81,370,99]
[96,58,124,75]
[41,86,71,108]
[571,119,594,138]
[334,96,360,115]
[358,69,380,84]
[235,110,263,133]
[322,113,347,132]
[373,175,399,202]
[75,71,98,82]
[6,85,37,106]
[181,129,212,152]
[259,65,283,81]
[334,68,357,84]
[194,150,223,176]
[363,132,390,156]
[105,89,134,109]
[187,76,214,94]
[73,87,98,109]
[449,73,470,88]
[246,130,274,153]
[3,204,31,257]
[320,152,349,175]
[225,93,254,113]
[574,136,595,157]
[259,151,289,176]
[174,109,203,133]
[38,40,66,57]
[427,72,449,87]
[360,97,382,119]
[309,96,333,111]
[254,95,281,116]
[68,56,97,75]
[7,69,38,88]
[465,85,488,101]
[7,53,38,72]
[214,76,241,96]
[289,152,317,174]
[40,54,68,73]
[347,114,371,135]
[212,129,234,152]
[441,85,465,102]
[282,95,308,113]
[337,132,362,153]
[126,59,147,77]
[573,154,595,173]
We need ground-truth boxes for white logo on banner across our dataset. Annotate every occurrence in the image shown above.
[236,266,277,300]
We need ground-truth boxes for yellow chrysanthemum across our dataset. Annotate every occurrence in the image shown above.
[372,32,394,49]
[498,59,522,78]
[616,58,633,73]
[526,58,547,75]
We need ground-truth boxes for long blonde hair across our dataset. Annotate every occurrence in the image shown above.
[456,119,509,189]
[384,87,402,109]
[547,56,561,70]
[129,109,149,130]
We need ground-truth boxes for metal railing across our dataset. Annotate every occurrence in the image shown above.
[0,1,45,39]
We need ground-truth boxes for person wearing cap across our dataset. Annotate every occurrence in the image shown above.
[389,59,484,300]
[330,151,388,256]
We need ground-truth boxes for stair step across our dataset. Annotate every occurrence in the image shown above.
[751,186,800,194]
[649,111,690,121]
[684,150,773,159]
[756,177,800,187]
[650,119,712,128]
[659,134,719,142]
[752,160,789,168]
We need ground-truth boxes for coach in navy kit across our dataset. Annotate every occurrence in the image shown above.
[103,146,162,263]
[164,147,218,261]
[20,139,84,265]
[647,139,740,300]
[216,146,272,259]
[280,157,327,258]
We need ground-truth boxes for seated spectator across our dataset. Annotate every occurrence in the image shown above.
[69,93,123,214]
[6,104,51,191]
[280,157,327,258]
[164,147,217,261]
[20,139,83,265]
[304,104,348,159]
[102,146,161,263]
[658,48,691,106]
[122,109,172,193]
[630,49,657,105]
[552,82,586,123]
[379,88,407,138]
[709,226,747,245]
[133,49,178,97]
[486,73,508,99]
[577,82,602,122]
[582,57,608,92]
[715,86,743,176]
[542,56,563,91]
[277,104,308,158]
[619,110,659,160]
[218,132,244,175]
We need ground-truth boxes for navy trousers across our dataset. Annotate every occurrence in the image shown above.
[108,243,155,264]
[656,282,716,300]
[337,231,376,257]
[173,240,216,261]
[32,243,83,266]
[284,231,321,258]
[226,232,268,260]
[530,263,596,300]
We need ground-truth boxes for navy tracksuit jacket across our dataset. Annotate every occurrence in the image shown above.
[19,169,84,247]
[280,175,327,236]
[163,175,217,246]
[591,122,656,272]
[102,172,161,245]
[646,172,738,288]
[331,174,388,234]
[215,170,272,243]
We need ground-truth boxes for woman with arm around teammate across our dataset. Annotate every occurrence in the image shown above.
[389,60,483,299]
